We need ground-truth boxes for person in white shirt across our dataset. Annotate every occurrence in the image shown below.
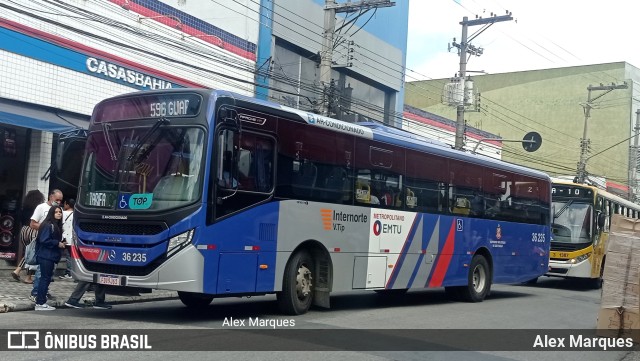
[30,189,63,231]
[59,199,74,280]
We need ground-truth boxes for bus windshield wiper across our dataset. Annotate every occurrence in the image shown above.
[553,200,573,219]
[127,117,170,162]
[102,122,117,161]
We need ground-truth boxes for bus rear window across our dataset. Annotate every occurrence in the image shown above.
[93,93,202,123]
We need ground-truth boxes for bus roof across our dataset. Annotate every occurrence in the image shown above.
[96,88,550,182]
[213,90,549,181]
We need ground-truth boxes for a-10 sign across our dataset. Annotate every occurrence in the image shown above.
[551,185,593,201]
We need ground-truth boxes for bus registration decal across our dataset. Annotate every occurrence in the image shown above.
[97,274,121,286]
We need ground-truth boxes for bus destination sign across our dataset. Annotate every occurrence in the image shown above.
[94,93,202,123]
[551,185,593,201]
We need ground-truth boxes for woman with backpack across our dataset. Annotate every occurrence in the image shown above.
[33,205,65,311]
[10,190,45,284]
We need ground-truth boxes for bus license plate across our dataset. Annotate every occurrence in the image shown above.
[97,274,121,286]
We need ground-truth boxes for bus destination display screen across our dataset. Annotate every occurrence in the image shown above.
[551,185,594,201]
[93,93,202,123]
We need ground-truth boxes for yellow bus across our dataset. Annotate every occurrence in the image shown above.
[544,179,640,288]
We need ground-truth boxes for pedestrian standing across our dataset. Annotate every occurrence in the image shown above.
[62,197,111,310]
[64,281,112,309]
[10,190,44,283]
[34,205,65,311]
[29,189,63,302]
[59,199,75,280]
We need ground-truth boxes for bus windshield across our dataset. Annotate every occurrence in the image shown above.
[552,201,592,243]
[79,124,206,211]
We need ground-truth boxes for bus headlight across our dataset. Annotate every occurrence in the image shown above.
[570,253,591,264]
[167,229,194,257]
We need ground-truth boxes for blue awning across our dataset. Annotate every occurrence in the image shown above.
[0,98,89,133]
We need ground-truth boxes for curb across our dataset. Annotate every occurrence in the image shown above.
[1,293,178,312]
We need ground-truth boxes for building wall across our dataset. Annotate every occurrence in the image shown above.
[0,0,258,116]
[405,62,638,190]
[2,0,409,124]
[267,0,409,125]
[0,0,412,260]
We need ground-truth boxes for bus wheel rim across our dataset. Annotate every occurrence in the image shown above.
[472,265,485,292]
[296,264,312,300]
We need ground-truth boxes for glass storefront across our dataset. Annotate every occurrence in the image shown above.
[0,125,30,261]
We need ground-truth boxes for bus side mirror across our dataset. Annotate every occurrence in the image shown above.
[597,212,606,229]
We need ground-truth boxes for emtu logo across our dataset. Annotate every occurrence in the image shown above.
[373,220,382,236]
[320,209,333,230]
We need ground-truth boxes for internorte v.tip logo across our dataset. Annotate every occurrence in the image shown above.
[320,208,368,232]
[320,209,333,230]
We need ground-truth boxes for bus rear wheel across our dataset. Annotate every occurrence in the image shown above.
[458,255,491,302]
[178,291,214,308]
[277,250,314,315]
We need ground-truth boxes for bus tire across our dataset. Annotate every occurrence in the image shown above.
[458,255,491,302]
[277,250,314,315]
[178,291,214,308]
[523,277,538,285]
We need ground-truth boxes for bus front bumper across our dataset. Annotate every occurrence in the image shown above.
[546,258,592,278]
[70,245,204,293]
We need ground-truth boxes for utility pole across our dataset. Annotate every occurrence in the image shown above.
[450,13,513,150]
[576,83,628,184]
[318,0,395,117]
[631,109,640,201]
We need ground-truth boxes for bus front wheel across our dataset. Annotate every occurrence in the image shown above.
[277,250,314,315]
[459,255,492,302]
[178,291,214,308]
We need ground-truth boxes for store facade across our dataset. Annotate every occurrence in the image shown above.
[0,0,410,261]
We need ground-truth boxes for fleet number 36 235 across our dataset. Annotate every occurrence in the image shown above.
[531,232,546,242]
[122,252,146,262]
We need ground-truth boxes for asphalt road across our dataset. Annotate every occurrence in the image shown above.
[1,277,639,361]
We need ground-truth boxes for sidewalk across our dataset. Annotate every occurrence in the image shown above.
[0,262,177,312]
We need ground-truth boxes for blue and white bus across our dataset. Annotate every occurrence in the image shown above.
[71,88,551,314]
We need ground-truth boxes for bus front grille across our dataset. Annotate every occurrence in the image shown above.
[78,222,165,235]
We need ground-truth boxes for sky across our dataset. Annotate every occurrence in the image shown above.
[406,0,640,80]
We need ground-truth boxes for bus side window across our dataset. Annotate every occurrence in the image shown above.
[355,179,371,204]
[452,196,471,215]
[405,187,417,209]
[292,160,317,197]
[216,129,236,189]
[323,167,348,203]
